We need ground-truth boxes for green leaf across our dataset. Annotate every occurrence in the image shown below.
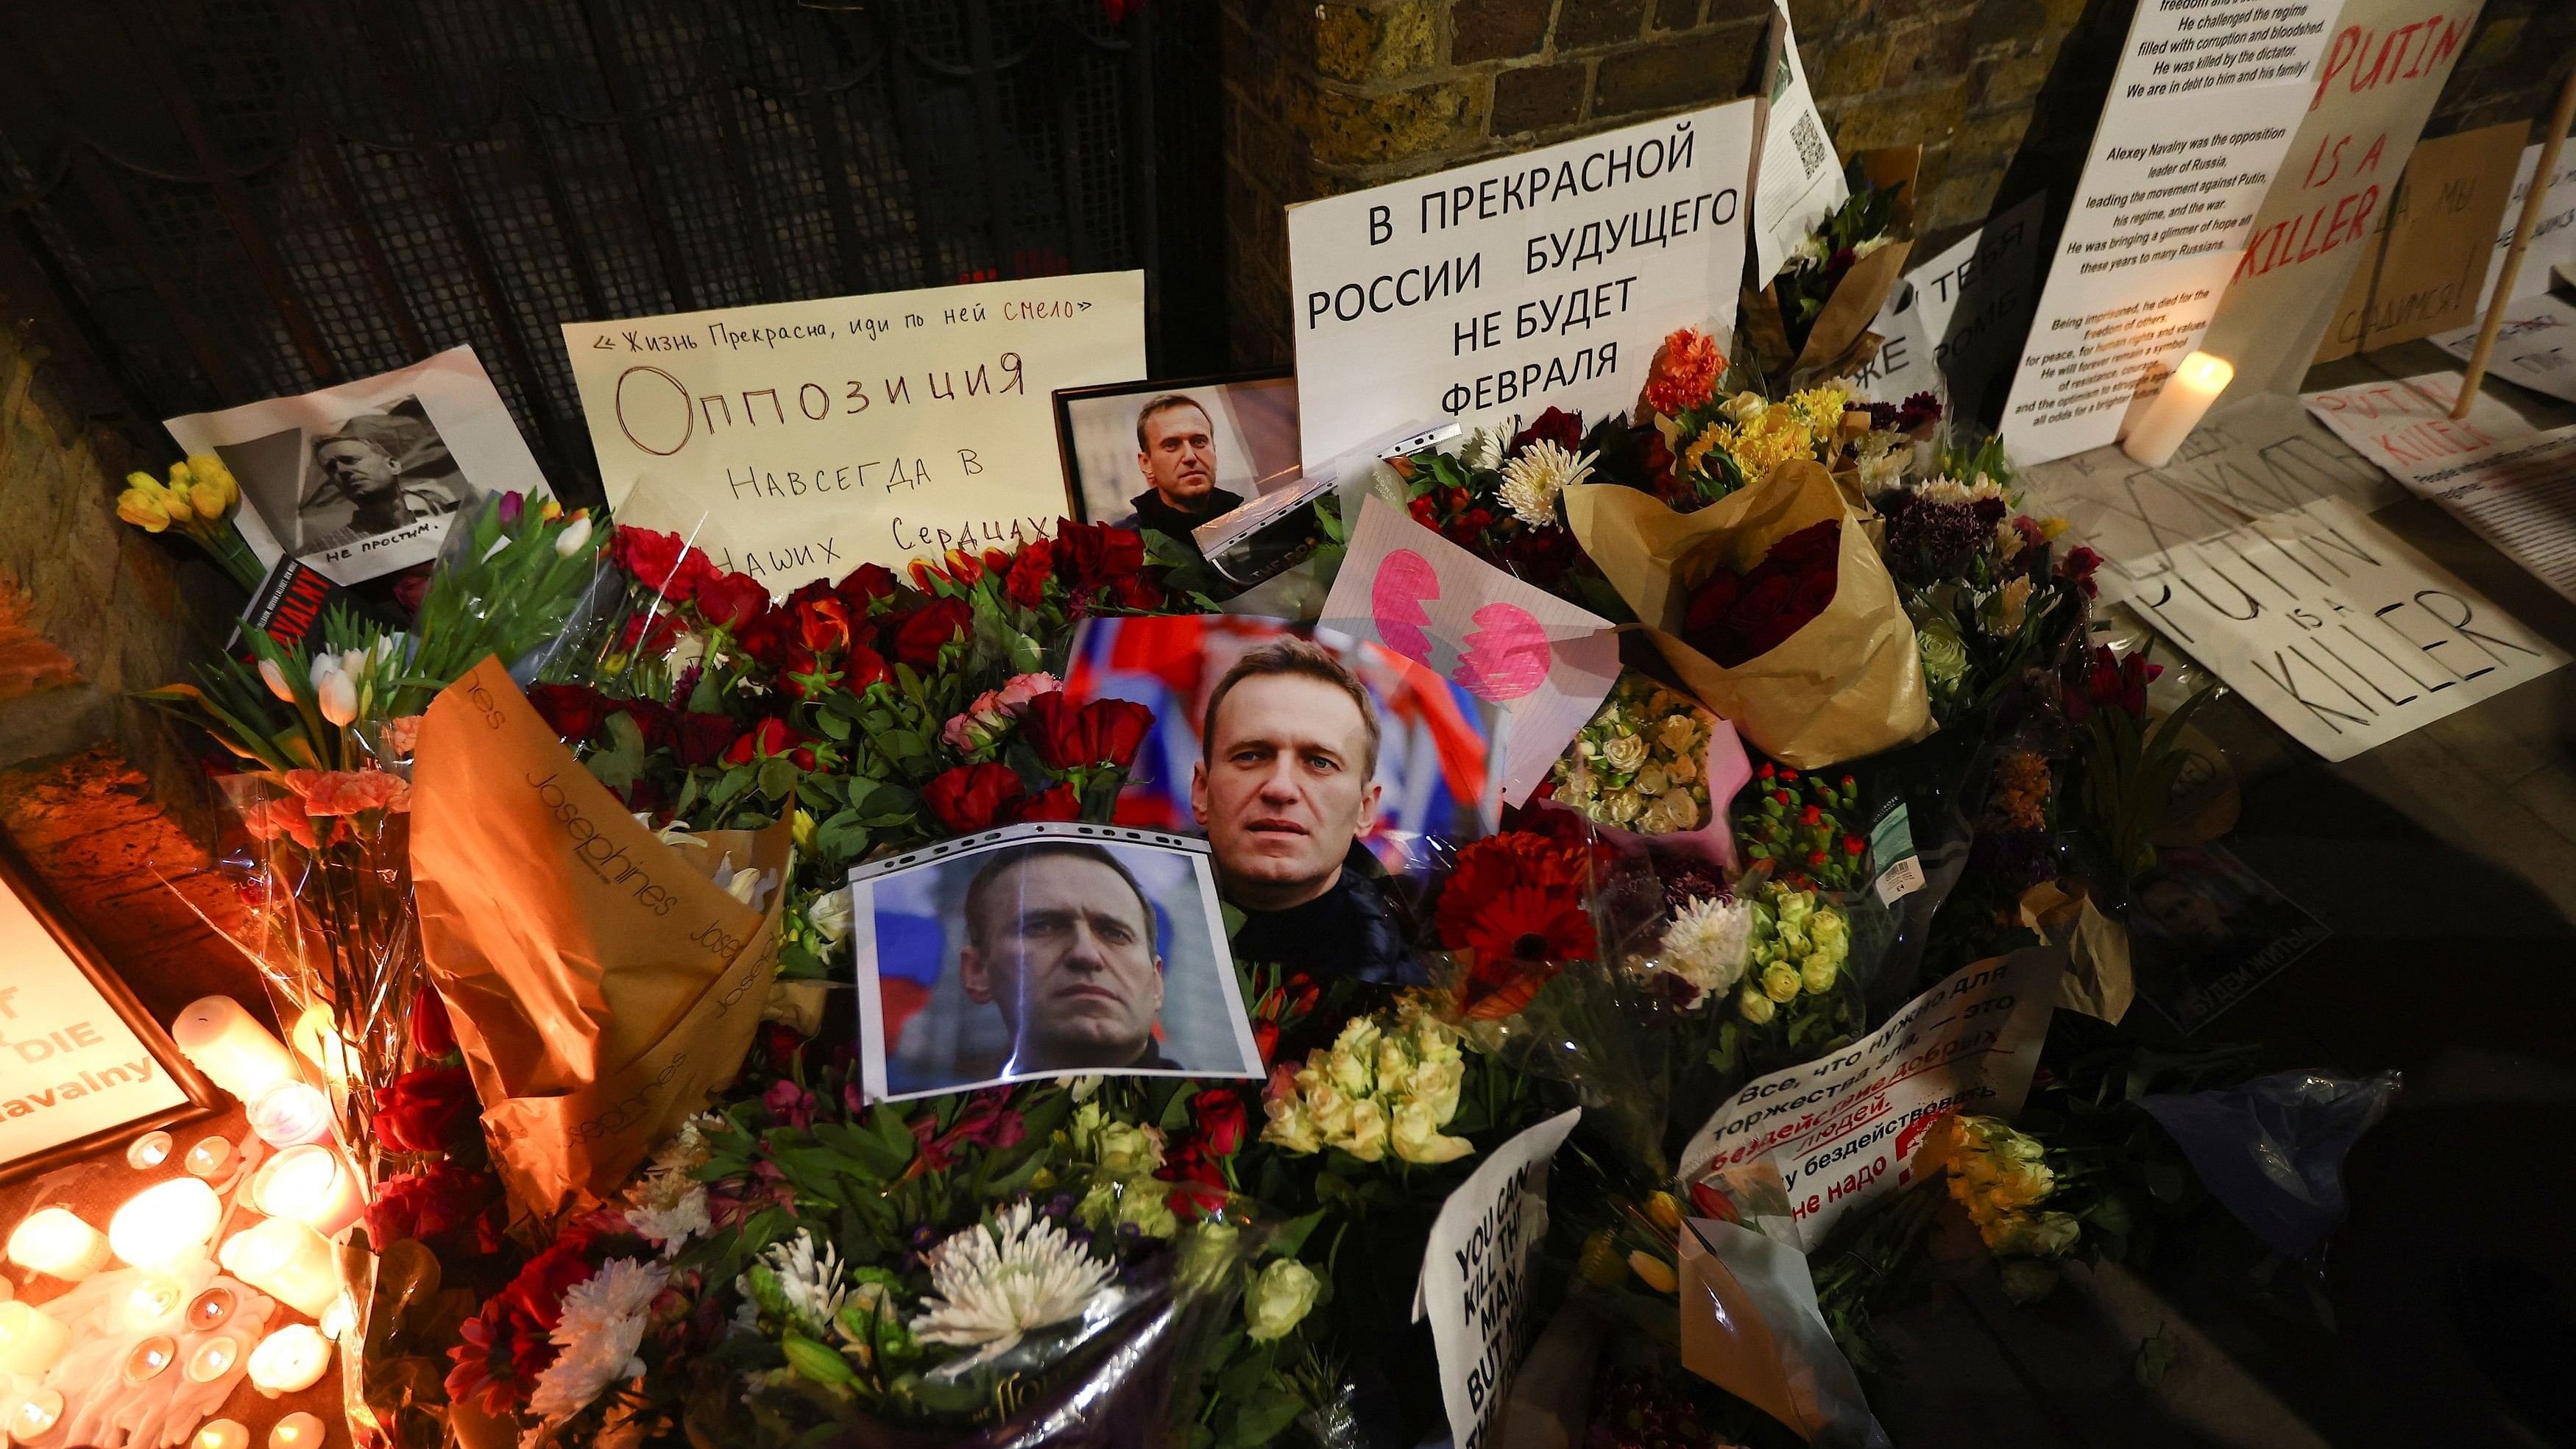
[757,755,800,800]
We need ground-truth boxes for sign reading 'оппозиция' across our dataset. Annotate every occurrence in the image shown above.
[1287,102,1758,468]
[562,272,1146,597]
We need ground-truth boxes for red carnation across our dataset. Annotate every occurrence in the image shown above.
[924,762,1027,832]
[1025,693,1154,771]
[612,528,697,600]
[375,1066,478,1153]
[887,597,973,670]
[1643,327,1725,417]
[696,570,770,631]
[526,682,607,743]
[1509,405,1585,456]
[497,1239,599,1332]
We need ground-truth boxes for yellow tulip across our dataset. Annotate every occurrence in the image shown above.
[187,479,230,520]
[154,475,197,525]
[185,453,239,514]
[117,485,173,532]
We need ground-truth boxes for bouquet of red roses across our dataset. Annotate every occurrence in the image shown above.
[1679,519,1841,667]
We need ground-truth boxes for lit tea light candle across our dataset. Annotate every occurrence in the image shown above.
[129,1130,175,1169]
[194,1418,251,1449]
[248,1082,336,1149]
[2120,350,2235,469]
[188,1283,238,1331]
[318,1291,357,1342]
[0,1300,69,1375]
[184,1136,236,1180]
[252,1144,364,1238]
[14,1387,63,1439]
[125,1271,188,1329]
[185,1332,242,1384]
[110,1177,224,1268]
[124,1332,180,1384]
[246,1324,332,1395]
[269,1412,327,1449]
[7,1207,110,1281]
[219,1219,339,1318]
[171,996,298,1105]
[290,1004,355,1086]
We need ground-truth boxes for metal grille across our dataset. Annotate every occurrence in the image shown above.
[0,0,1217,504]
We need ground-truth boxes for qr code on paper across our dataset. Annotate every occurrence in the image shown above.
[1791,113,1827,177]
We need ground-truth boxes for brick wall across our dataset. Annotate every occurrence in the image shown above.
[1221,0,2576,366]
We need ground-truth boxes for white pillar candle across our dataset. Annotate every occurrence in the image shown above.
[109,1177,224,1268]
[7,1207,111,1281]
[219,1219,340,1319]
[248,1083,336,1149]
[269,1412,328,1449]
[171,996,299,1105]
[245,1325,333,1395]
[195,1418,252,1449]
[2120,351,2234,469]
[252,1145,365,1239]
[289,1004,355,1086]
[13,1387,63,1439]
[0,1300,69,1375]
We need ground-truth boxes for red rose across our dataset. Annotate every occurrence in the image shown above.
[673,710,737,766]
[1109,573,1166,612]
[758,1021,805,1074]
[1025,693,1154,770]
[1016,782,1081,821]
[924,762,1026,832]
[391,563,434,617]
[367,1161,500,1251]
[375,1066,479,1153]
[843,642,892,694]
[837,562,900,614]
[794,597,853,656]
[887,597,973,669]
[723,717,803,767]
[696,571,770,631]
[779,645,841,701]
[614,698,675,751]
[1682,569,1744,639]
[1005,539,1057,609]
[1191,1088,1248,1157]
[1510,405,1585,455]
[735,608,790,669]
[413,988,457,1059]
[526,683,607,743]
[498,1239,598,1331]
[1055,520,1143,592]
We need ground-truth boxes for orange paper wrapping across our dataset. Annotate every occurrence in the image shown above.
[1564,459,1929,769]
[1739,147,1919,386]
[411,657,792,1218]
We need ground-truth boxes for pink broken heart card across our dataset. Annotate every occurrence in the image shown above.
[1320,495,1623,804]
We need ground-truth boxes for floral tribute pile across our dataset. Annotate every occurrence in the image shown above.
[121,302,2343,1449]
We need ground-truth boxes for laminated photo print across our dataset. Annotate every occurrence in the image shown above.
[1059,615,1502,985]
[1053,372,1301,545]
[163,346,546,584]
[2126,842,2330,1032]
[852,822,1261,1102]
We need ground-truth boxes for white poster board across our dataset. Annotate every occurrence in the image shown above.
[2483,140,2576,311]
[1289,102,1758,466]
[1750,0,1847,283]
[1850,192,2045,422]
[1417,1108,1582,1449]
[0,880,189,1172]
[2431,293,2576,404]
[562,273,1147,594]
[1998,0,2343,464]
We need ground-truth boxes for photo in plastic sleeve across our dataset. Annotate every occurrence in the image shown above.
[1061,614,1501,985]
[852,822,1262,1102]
[1052,372,1301,541]
[2126,842,2330,1033]
[162,345,546,584]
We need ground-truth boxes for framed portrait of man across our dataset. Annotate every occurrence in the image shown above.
[1052,372,1301,548]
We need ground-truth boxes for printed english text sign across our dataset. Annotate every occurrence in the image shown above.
[1319,496,1622,805]
[2117,496,2568,761]
[0,880,187,1169]
[1418,1108,1582,1449]
[562,273,1146,595]
[1288,101,1758,467]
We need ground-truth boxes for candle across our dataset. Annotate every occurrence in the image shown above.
[0,1300,68,1375]
[270,1413,328,1449]
[2120,350,2235,468]
[248,1082,336,1149]
[125,1271,188,1329]
[185,1333,242,1383]
[124,1333,179,1384]
[109,1177,224,1267]
[7,1207,110,1281]
[219,1219,339,1318]
[185,1136,236,1180]
[252,1145,365,1238]
[13,1388,63,1439]
[195,1419,252,1449]
[129,1130,175,1168]
[318,1291,357,1342]
[246,1325,333,1395]
[171,996,298,1104]
[289,1005,355,1086]
[188,1284,238,1331]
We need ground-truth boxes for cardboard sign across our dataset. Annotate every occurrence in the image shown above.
[2195,0,2482,396]
[1417,1108,1582,1449]
[2315,121,2526,361]
[1999,0,2339,464]
[1319,496,1621,805]
[1851,192,2045,424]
[2117,495,2567,761]
[0,880,188,1172]
[562,274,1147,595]
[1677,949,2059,1249]
[1288,102,1757,465]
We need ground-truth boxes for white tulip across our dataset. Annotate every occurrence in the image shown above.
[553,515,594,558]
[310,652,339,688]
[316,670,359,726]
[258,658,294,703]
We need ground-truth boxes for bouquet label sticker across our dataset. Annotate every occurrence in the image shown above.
[1997,0,2339,464]
[1680,949,2059,1250]
[562,272,1147,595]
[1319,497,1621,805]
[164,346,542,584]
[2113,495,2569,761]
[1287,100,1758,466]
[1867,799,1924,906]
[1417,1107,1582,1449]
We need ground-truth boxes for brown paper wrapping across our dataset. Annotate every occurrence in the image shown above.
[1741,147,1920,386]
[2020,881,2133,1025]
[1564,461,1930,769]
[411,657,792,1218]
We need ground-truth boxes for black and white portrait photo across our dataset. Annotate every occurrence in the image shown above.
[295,399,475,553]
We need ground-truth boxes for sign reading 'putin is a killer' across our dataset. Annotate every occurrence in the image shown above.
[1287,101,1758,467]
[563,273,1145,596]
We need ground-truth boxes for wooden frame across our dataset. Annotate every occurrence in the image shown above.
[1050,368,1298,528]
[0,834,219,1186]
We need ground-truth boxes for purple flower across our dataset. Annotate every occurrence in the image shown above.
[763,1077,816,1129]
[497,490,526,526]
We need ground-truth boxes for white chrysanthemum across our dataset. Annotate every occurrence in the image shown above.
[1497,439,1594,527]
[909,1201,1117,1358]
[1457,427,1507,472]
[625,1186,711,1252]
[1659,896,1755,1000]
[526,1258,668,1425]
[763,1230,852,1334]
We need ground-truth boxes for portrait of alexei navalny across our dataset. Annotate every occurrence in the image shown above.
[852,824,1261,1102]
[297,399,473,553]
[1058,617,1501,985]
[1053,374,1299,548]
